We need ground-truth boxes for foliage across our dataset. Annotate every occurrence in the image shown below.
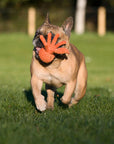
[87,0,114,7]
[0,0,114,8]
[0,0,74,8]
[0,33,114,144]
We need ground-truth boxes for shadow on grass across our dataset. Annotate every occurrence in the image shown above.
[24,88,68,110]
[24,87,112,112]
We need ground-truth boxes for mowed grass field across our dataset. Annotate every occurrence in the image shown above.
[0,33,114,144]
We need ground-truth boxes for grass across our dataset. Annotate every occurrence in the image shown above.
[0,32,114,144]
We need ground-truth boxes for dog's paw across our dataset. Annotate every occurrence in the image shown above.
[35,96,47,112]
[46,105,54,110]
[68,98,78,107]
[60,96,71,104]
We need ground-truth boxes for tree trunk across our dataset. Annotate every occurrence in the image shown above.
[74,0,87,34]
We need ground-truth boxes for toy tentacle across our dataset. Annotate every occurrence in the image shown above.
[47,32,52,45]
[51,33,59,45]
[54,48,69,54]
[55,41,66,49]
[40,35,47,47]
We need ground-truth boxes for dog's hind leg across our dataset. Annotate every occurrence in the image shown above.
[46,84,56,110]
[69,58,87,107]
[61,79,77,104]
[31,75,47,112]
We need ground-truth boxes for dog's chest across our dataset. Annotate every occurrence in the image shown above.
[34,58,72,87]
[35,63,67,87]
[38,70,63,87]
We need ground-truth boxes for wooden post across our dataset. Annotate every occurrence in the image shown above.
[98,7,106,36]
[28,7,36,36]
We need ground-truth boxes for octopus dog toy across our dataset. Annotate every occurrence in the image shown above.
[36,32,69,63]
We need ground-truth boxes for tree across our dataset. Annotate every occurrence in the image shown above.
[0,0,72,8]
[74,0,87,34]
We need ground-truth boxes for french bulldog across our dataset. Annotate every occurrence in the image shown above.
[31,15,87,112]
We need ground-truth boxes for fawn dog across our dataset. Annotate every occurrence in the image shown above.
[30,15,87,112]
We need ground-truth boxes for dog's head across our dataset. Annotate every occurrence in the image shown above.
[33,14,73,63]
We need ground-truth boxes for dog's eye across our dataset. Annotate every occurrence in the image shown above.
[35,32,39,35]
[35,29,42,37]
[35,31,40,37]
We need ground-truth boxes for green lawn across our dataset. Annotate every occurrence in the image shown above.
[0,33,114,144]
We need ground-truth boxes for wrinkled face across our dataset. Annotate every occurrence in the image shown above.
[33,24,68,53]
[33,16,73,59]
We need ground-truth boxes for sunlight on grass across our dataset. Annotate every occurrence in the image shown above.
[0,33,113,144]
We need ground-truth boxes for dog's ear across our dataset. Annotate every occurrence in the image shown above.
[44,13,50,24]
[62,17,73,38]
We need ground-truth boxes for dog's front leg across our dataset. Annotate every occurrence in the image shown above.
[61,80,76,104]
[31,75,47,112]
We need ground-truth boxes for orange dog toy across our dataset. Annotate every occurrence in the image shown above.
[36,33,69,63]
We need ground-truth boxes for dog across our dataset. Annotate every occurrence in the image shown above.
[30,14,87,112]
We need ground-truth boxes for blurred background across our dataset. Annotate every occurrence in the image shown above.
[0,0,114,34]
[0,1,113,143]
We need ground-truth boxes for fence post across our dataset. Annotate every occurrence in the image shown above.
[28,7,36,36]
[98,7,106,36]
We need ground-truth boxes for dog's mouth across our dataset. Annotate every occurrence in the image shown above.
[35,45,43,55]
[35,47,41,53]
[33,34,45,54]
